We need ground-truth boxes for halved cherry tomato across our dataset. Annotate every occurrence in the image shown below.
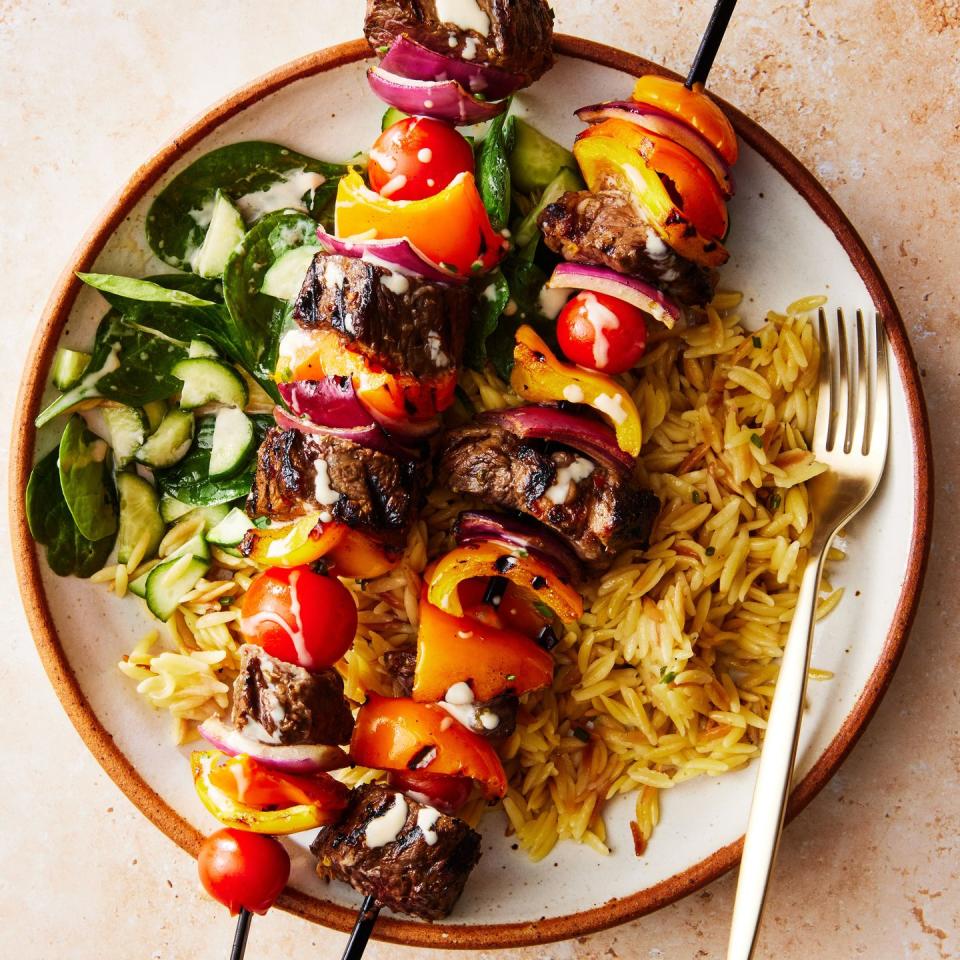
[556,291,648,374]
[335,168,505,276]
[369,116,475,201]
[457,578,551,637]
[240,565,358,670]
[278,325,456,421]
[511,324,643,457]
[243,514,346,568]
[388,769,473,815]
[198,829,290,916]
[631,74,738,166]
[327,527,401,579]
[350,693,508,798]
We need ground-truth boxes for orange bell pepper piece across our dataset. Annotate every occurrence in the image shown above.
[509,325,642,457]
[327,527,401,579]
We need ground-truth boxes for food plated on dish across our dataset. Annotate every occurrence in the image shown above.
[14,0,931,947]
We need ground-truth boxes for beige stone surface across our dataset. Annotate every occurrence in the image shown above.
[1,1,957,957]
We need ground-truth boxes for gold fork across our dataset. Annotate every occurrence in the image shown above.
[726,308,891,960]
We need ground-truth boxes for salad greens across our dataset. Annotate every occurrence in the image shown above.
[58,415,118,541]
[477,112,516,233]
[77,273,217,308]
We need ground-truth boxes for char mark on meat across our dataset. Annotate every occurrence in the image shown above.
[439,417,660,566]
[364,0,554,87]
[293,253,471,378]
[538,189,717,307]
[311,783,482,920]
[232,644,354,746]
[245,427,424,548]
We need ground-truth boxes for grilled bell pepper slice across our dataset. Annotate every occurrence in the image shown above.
[242,513,346,568]
[191,751,349,835]
[510,325,642,457]
[427,541,583,624]
[350,693,508,798]
[631,74,738,166]
[334,168,505,276]
[457,577,552,637]
[574,121,729,268]
[278,325,456,421]
[327,527,401,578]
[414,594,554,703]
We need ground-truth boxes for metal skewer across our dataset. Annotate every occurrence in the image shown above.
[685,0,739,88]
[229,908,252,960]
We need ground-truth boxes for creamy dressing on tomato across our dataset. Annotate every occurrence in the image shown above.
[579,293,621,368]
[365,793,409,848]
[379,174,408,198]
[417,147,433,163]
[240,570,315,669]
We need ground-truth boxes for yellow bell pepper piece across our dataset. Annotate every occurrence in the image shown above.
[244,513,346,568]
[509,325,642,457]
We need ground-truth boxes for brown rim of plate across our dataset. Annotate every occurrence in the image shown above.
[9,35,932,950]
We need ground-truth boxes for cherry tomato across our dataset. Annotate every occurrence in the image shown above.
[368,116,475,201]
[388,770,474,815]
[198,829,290,916]
[240,565,358,670]
[555,291,649,374]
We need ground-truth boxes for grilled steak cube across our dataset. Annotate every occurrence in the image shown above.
[364,0,554,88]
[382,647,517,739]
[231,644,354,746]
[311,783,482,920]
[246,427,424,548]
[538,189,717,308]
[440,420,660,565]
[293,253,471,378]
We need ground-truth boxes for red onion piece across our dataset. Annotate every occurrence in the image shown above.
[366,403,441,440]
[548,262,683,330]
[367,67,508,127]
[198,717,349,774]
[454,509,583,585]
[575,100,734,197]
[379,35,522,101]
[479,404,636,474]
[315,225,465,285]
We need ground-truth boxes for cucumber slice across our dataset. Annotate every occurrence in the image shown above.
[116,473,165,564]
[135,409,195,468]
[145,549,211,620]
[209,408,254,479]
[381,107,409,131]
[160,498,232,528]
[514,166,585,249]
[206,507,254,547]
[159,495,193,524]
[191,189,246,279]
[173,358,248,410]
[260,246,319,301]
[509,118,577,194]
[133,530,211,599]
[189,339,219,359]
[128,567,152,598]
[142,399,168,434]
[102,405,148,469]
[52,348,92,390]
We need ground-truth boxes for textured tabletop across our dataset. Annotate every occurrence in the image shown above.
[1,2,957,957]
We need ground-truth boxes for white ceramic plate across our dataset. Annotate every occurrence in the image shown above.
[11,38,931,950]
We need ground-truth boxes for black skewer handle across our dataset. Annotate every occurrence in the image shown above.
[340,895,381,960]
[685,0,739,88]
[230,908,252,960]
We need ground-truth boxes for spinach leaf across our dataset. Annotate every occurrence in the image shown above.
[58,414,117,541]
[26,448,115,578]
[477,112,516,233]
[147,142,346,269]
[78,273,216,307]
[145,273,224,301]
[465,269,509,370]
[155,414,272,506]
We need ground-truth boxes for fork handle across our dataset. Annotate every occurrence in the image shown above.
[726,547,827,960]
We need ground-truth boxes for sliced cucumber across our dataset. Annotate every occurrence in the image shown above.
[209,408,254,479]
[160,498,231,528]
[116,473,165,565]
[206,507,254,547]
[52,348,92,390]
[260,245,319,301]
[102,405,148,469]
[509,118,577,194]
[191,189,246,279]
[135,409,195,468]
[159,495,194,524]
[142,399,168,434]
[128,567,152,598]
[513,166,585,249]
[144,546,211,620]
[381,107,409,131]
[189,339,219,359]
[173,357,248,410]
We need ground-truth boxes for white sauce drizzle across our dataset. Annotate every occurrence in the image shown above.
[423,99,435,109]
[644,230,670,258]
[580,293,621,368]
[482,283,498,302]
[417,147,433,163]
[323,258,346,290]
[416,806,442,846]
[240,571,315,669]
[379,173,408,198]
[426,177,436,188]
[425,331,450,368]
[538,286,569,321]
[370,148,397,174]
[241,717,282,745]
[562,383,585,403]
[380,271,411,295]
[365,793,409,848]
[313,458,342,506]
[544,456,595,505]
[461,36,479,60]
[236,169,326,221]
[480,711,501,730]
[436,0,491,35]
[438,682,479,730]
[278,326,318,360]
[593,392,629,425]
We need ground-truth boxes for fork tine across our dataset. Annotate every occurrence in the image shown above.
[873,312,891,461]
[851,309,870,455]
[835,309,853,453]
[813,308,833,451]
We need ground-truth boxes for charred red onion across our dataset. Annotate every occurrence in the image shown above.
[547,262,683,330]
[454,509,583,584]
[478,404,636,474]
[367,67,508,126]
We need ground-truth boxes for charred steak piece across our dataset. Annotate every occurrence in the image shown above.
[538,189,716,307]
[293,253,471,378]
[311,782,482,920]
[231,644,354,746]
[364,0,555,88]
[440,419,660,566]
[382,647,518,739]
[246,427,424,548]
